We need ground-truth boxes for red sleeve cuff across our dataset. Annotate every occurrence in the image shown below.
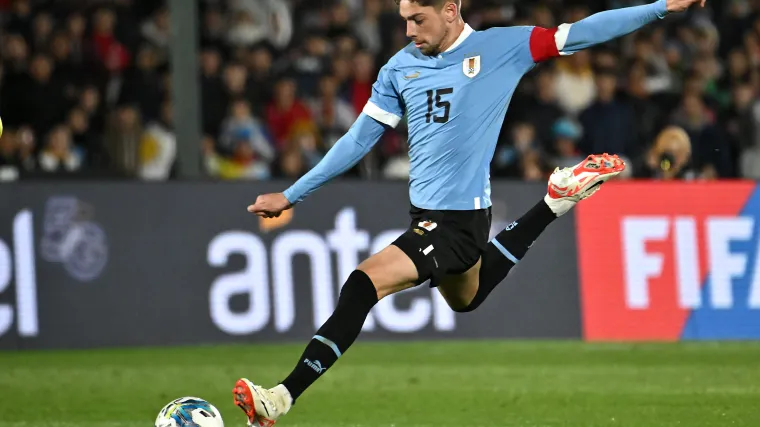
[529,26,560,63]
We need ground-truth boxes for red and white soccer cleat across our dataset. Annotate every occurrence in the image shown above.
[233,378,292,427]
[545,153,626,216]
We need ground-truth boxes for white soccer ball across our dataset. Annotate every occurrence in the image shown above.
[155,396,225,427]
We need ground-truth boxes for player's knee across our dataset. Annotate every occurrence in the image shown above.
[450,300,476,313]
[338,270,380,306]
[439,287,478,313]
[447,289,480,312]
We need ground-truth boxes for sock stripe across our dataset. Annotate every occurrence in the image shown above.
[313,335,342,358]
[490,239,519,264]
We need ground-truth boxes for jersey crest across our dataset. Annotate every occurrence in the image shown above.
[463,55,481,78]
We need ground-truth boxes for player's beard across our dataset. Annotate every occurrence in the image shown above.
[420,27,448,57]
[419,43,436,56]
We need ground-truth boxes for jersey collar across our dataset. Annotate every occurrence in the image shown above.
[443,23,474,53]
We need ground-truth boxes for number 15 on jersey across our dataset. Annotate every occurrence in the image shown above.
[426,88,453,124]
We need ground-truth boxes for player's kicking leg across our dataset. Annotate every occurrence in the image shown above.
[438,153,625,311]
[233,245,419,426]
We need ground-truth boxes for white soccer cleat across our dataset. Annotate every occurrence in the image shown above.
[545,153,626,216]
[233,379,292,427]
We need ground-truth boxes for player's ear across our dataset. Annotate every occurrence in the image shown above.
[443,1,458,22]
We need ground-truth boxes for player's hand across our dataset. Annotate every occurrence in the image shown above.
[666,0,706,13]
[247,193,293,218]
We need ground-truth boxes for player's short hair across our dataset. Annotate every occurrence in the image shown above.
[393,0,462,10]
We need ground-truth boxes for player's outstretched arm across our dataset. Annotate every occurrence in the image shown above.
[530,0,705,61]
[247,114,387,218]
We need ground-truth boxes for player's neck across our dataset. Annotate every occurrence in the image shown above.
[436,19,466,54]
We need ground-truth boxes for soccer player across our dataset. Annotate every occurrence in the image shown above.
[233,0,706,425]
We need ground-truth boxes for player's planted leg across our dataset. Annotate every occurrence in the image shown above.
[233,246,418,426]
[453,153,625,312]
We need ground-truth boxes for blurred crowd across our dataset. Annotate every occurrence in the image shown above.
[0,0,758,182]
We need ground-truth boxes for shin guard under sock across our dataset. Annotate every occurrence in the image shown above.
[281,270,378,401]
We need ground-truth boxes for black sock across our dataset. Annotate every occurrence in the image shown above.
[494,199,557,260]
[456,199,557,313]
[281,270,378,402]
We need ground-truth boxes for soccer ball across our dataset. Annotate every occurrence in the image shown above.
[155,396,224,427]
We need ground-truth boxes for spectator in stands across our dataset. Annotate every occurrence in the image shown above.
[308,74,356,149]
[21,54,67,139]
[277,124,323,179]
[720,48,757,96]
[523,67,563,151]
[227,9,268,48]
[66,12,89,65]
[554,50,596,116]
[0,62,4,119]
[350,51,375,115]
[38,125,83,174]
[293,34,330,98]
[201,7,227,49]
[521,150,548,181]
[222,62,255,116]
[6,0,32,39]
[382,137,410,180]
[594,48,619,71]
[139,99,176,181]
[219,98,275,166]
[721,82,755,173]
[327,2,352,39]
[630,33,673,95]
[105,106,142,177]
[229,0,293,50]
[626,62,663,147]
[330,55,353,100]
[30,11,53,54]
[579,68,638,159]
[355,0,383,55]
[14,126,37,173]
[266,77,313,151]
[2,32,28,76]
[206,130,271,181]
[633,126,694,180]
[120,45,164,123]
[78,85,105,134]
[201,47,227,136]
[492,122,540,179]
[1,34,30,127]
[67,107,100,169]
[552,118,584,169]
[0,128,20,180]
[91,8,130,73]
[334,34,358,59]
[50,31,78,94]
[247,46,274,117]
[671,93,730,177]
[141,6,171,62]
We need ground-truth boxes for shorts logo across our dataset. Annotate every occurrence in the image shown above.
[505,221,518,231]
[418,220,437,232]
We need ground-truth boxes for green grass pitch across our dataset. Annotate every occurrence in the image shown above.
[1,341,759,427]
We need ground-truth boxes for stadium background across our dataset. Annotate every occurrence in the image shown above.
[1,1,760,426]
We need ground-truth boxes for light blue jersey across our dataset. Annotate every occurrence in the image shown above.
[363,24,537,210]
[282,0,668,210]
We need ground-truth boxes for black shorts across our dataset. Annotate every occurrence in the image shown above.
[392,204,492,287]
